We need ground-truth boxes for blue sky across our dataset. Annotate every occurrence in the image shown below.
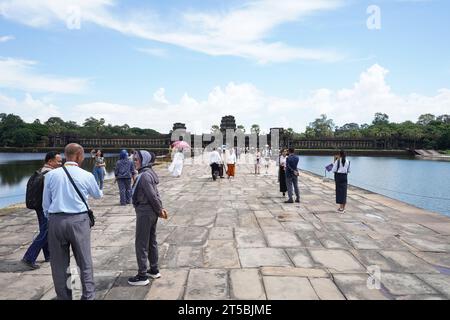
[0,0,449,133]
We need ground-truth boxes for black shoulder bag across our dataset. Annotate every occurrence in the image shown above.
[62,166,95,228]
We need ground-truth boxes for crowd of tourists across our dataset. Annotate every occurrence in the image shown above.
[21,143,350,300]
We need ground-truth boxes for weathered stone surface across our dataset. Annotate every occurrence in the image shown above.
[209,227,234,240]
[204,240,240,268]
[413,252,450,268]
[379,251,439,273]
[161,245,204,268]
[0,274,53,300]
[315,232,351,249]
[104,272,150,300]
[260,267,328,278]
[145,269,189,300]
[400,235,450,252]
[310,278,346,300]
[416,274,450,297]
[381,273,437,296]
[184,269,228,300]
[263,276,318,300]
[350,250,402,272]
[286,249,316,268]
[2,154,450,300]
[344,234,380,250]
[166,227,208,246]
[333,274,388,300]
[309,249,365,272]
[296,232,323,248]
[230,269,266,300]
[263,228,302,248]
[238,248,292,268]
[235,227,266,248]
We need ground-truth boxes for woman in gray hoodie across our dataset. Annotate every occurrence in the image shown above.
[128,150,168,286]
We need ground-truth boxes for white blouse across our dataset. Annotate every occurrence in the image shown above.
[332,159,351,174]
[227,153,237,164]
[278,155,287,167]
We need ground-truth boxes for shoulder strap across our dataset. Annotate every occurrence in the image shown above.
[337,159,340,171]
[62,166,90,212]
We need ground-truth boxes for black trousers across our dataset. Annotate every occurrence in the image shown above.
[335,173,348,204]
[279,167,287,193]
[211,163,219,180]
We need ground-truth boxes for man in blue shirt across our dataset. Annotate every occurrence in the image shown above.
[285,148,300,203]
[22,151,62,270]
[43,143,103,300]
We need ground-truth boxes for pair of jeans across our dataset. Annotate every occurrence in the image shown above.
[93,167,105,190]
[23,208,50,263]
[286,175,300,201]
[117,178,132,205]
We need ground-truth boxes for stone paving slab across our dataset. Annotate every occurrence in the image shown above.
[1,154,450,300]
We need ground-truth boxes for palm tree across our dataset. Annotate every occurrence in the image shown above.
[251,124,260,135]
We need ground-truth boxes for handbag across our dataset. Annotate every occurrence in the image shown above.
[62,166,95,228]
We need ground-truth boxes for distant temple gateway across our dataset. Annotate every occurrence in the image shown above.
[48,115,420,150]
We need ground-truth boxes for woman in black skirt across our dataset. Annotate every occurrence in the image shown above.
[332,150,351,213]
[278,149,288,197]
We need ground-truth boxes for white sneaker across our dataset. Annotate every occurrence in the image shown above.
[148,272,161,279]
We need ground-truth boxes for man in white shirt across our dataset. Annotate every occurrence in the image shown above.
[43,143,103,300]
[209,148,222,181]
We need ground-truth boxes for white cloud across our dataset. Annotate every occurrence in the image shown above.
[0,0,344,63]
[3,64,449,133]
[0,57,89,94]
[0,92,62,121]
[0,35,14,42]
[153,88,169,104]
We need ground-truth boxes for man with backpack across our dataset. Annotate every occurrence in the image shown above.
[22,151,62,270]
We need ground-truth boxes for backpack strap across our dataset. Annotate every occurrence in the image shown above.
[62,166,90,212]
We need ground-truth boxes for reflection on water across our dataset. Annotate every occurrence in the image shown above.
[299,155,450,216]
[0,153,119,208]
[1,153,449,216]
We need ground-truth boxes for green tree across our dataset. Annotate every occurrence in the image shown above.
[0,114,26,146]
[45,117,65,136]
[372,113,389,125]
[306,114,335,137]
[12,128,36,147]
[237,125,246,133]
[83,117,106,136]
[437,114,450,124]
[417,114,436,126]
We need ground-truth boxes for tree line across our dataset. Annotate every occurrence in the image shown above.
[284,113,450,150]
[0,114,160,147]
[1,112,449,149]
[216,113,450,150]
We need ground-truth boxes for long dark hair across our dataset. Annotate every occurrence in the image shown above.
[340,150,346,166]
